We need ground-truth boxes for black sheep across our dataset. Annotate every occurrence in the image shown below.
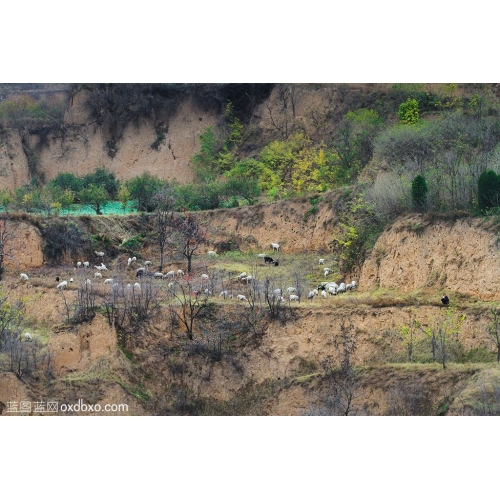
[441,295,450,305]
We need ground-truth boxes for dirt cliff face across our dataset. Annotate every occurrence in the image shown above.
[0,130,30,191]
[360,215,500,300]
[4,220,44,270]
[1,90,220,189]
[199,197,337,254]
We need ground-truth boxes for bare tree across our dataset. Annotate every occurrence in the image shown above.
[127,277,163,326]
[318,319,361,416]
[168,277,209,341]
[419,307,465,369]
[263,276,286,318]
[72,279,98,323]
[266,84,297,139]
[0,287,45,377]
[152,188,176,272]
[172,209,207,274]
[399,307,421,363]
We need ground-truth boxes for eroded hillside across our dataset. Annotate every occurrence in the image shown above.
[2,202,500,416]
[0,83,399,191]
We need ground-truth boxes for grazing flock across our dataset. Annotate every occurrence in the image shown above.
[18,243,358,308]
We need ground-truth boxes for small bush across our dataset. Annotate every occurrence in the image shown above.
[411,175,428,212]
[460,347,496,363]
[478,170,500,214]
[120,236,143,251]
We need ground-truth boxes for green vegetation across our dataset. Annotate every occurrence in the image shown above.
[0,95,66,130]
[397,97,420,124]
[411,174,428,212]
[477,170,500,214]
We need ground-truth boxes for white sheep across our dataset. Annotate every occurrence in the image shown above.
[95,251,105,257]
[242,275,253,282]
[127,257,132,266]
[287,287,297,294]
[154,272,164,279]
[144,261,152,266]
[271,243,280,252]
[95,263,108,271]
[289,294,299,301]
[19,273,29,280]
[94,272,102,279]
[164,271,175,279]
[337,283,346,293]
[328,286,337,296]
[177,269,184,277]
[307,291,316,300]
[103,278,113,284]
[219,290,228,298]
[56,281,68,290]
[69,278,74,283]
[238,272,247,279]
[319,258,325,265]
[237,294,247,301]
[134,283,141,291]
[131,256,137,262]
[83,261,89,268]
[85,279,92,286]
[321,290,327,299]
[207,250,217,256]
[77,261,82,268]
[257,253,266,258]
[201,274,209,281]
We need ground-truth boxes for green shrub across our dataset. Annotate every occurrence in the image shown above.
[477,170,500,214]
[397,98,420,125]
[82,166,120,198]
[120,236,143,251]
[460,347,496,363]
[411,175,428,212]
